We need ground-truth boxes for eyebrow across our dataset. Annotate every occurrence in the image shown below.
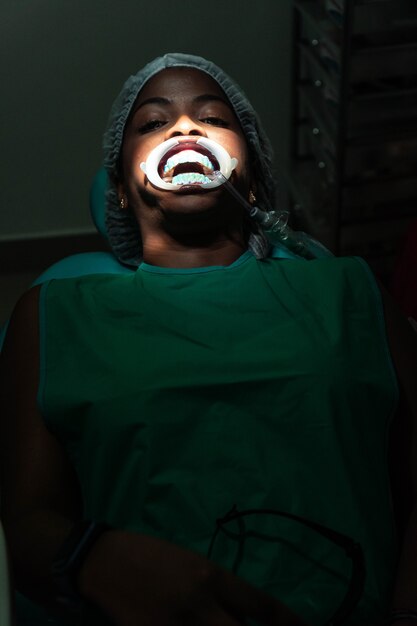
[135,96,171,111]
[134,93,230,112]
[194,94,230,106]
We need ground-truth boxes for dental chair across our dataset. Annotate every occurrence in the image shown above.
[31,168,134,285]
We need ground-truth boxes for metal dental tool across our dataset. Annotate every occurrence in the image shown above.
[211,170,332,260]
[211,170,290,233]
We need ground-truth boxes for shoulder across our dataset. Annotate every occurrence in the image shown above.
[266,252,367,273]
[0,286,43,405]
[1,285,42,358]
[40,272,133,307]
[264,254,377,293]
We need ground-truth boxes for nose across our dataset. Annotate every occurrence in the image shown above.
[167,115,207,138]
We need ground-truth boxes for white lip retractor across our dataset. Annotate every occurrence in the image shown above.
[139,137,238,191]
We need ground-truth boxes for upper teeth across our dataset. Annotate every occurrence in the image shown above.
[163,150,214,174]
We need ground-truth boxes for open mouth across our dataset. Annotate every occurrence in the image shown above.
[158,141,220,186]
[140,137,238,191]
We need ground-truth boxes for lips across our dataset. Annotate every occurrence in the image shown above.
[158,141,220,181]
[140,137,238,191]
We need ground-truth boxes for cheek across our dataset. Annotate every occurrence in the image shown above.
[122,146,146,187]
[232,143,251,179]
[218,134,249,173]
[122,134,150,173]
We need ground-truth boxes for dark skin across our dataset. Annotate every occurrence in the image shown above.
[1,68,417,626]
[116,68,254,269]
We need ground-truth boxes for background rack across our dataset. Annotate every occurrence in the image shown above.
[285,0,417,281]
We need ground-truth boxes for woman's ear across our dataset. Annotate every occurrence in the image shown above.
[249,179,258,205]
[116,181,128,211]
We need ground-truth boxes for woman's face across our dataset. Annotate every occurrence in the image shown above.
[118,67,252,224]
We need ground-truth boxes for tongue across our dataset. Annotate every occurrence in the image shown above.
[172,162,204,177]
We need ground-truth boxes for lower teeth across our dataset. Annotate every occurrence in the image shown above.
[172,172,212,185]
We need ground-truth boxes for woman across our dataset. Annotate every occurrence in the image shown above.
[1,53,416,626]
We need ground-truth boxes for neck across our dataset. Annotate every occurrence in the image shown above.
[133,192,254,267]
[141,231,248,268]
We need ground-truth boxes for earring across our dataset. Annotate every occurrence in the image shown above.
[249,190,257,204]
[119,197,126,209]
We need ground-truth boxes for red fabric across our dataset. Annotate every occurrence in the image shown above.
[390,219,417,320]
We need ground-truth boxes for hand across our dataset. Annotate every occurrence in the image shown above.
[78,529,306,626]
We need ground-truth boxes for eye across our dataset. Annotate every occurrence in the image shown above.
[137,119,166,133]
[201,117,229,128]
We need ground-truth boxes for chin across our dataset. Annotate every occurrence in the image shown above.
[159,186,221,209]
[162,196,227,224]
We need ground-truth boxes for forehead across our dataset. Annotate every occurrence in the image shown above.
[134,67,230,107]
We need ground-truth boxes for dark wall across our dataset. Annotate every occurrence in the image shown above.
[0,0,292,239]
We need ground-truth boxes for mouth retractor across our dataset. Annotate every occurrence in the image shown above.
[140,137,238,191]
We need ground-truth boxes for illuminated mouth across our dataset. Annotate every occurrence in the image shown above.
[140,137,238,191]
[159,143,219,185]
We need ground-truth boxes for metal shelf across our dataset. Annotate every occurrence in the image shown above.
[287,0,417,271]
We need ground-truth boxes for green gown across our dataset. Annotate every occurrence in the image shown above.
[21,252,399,625]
